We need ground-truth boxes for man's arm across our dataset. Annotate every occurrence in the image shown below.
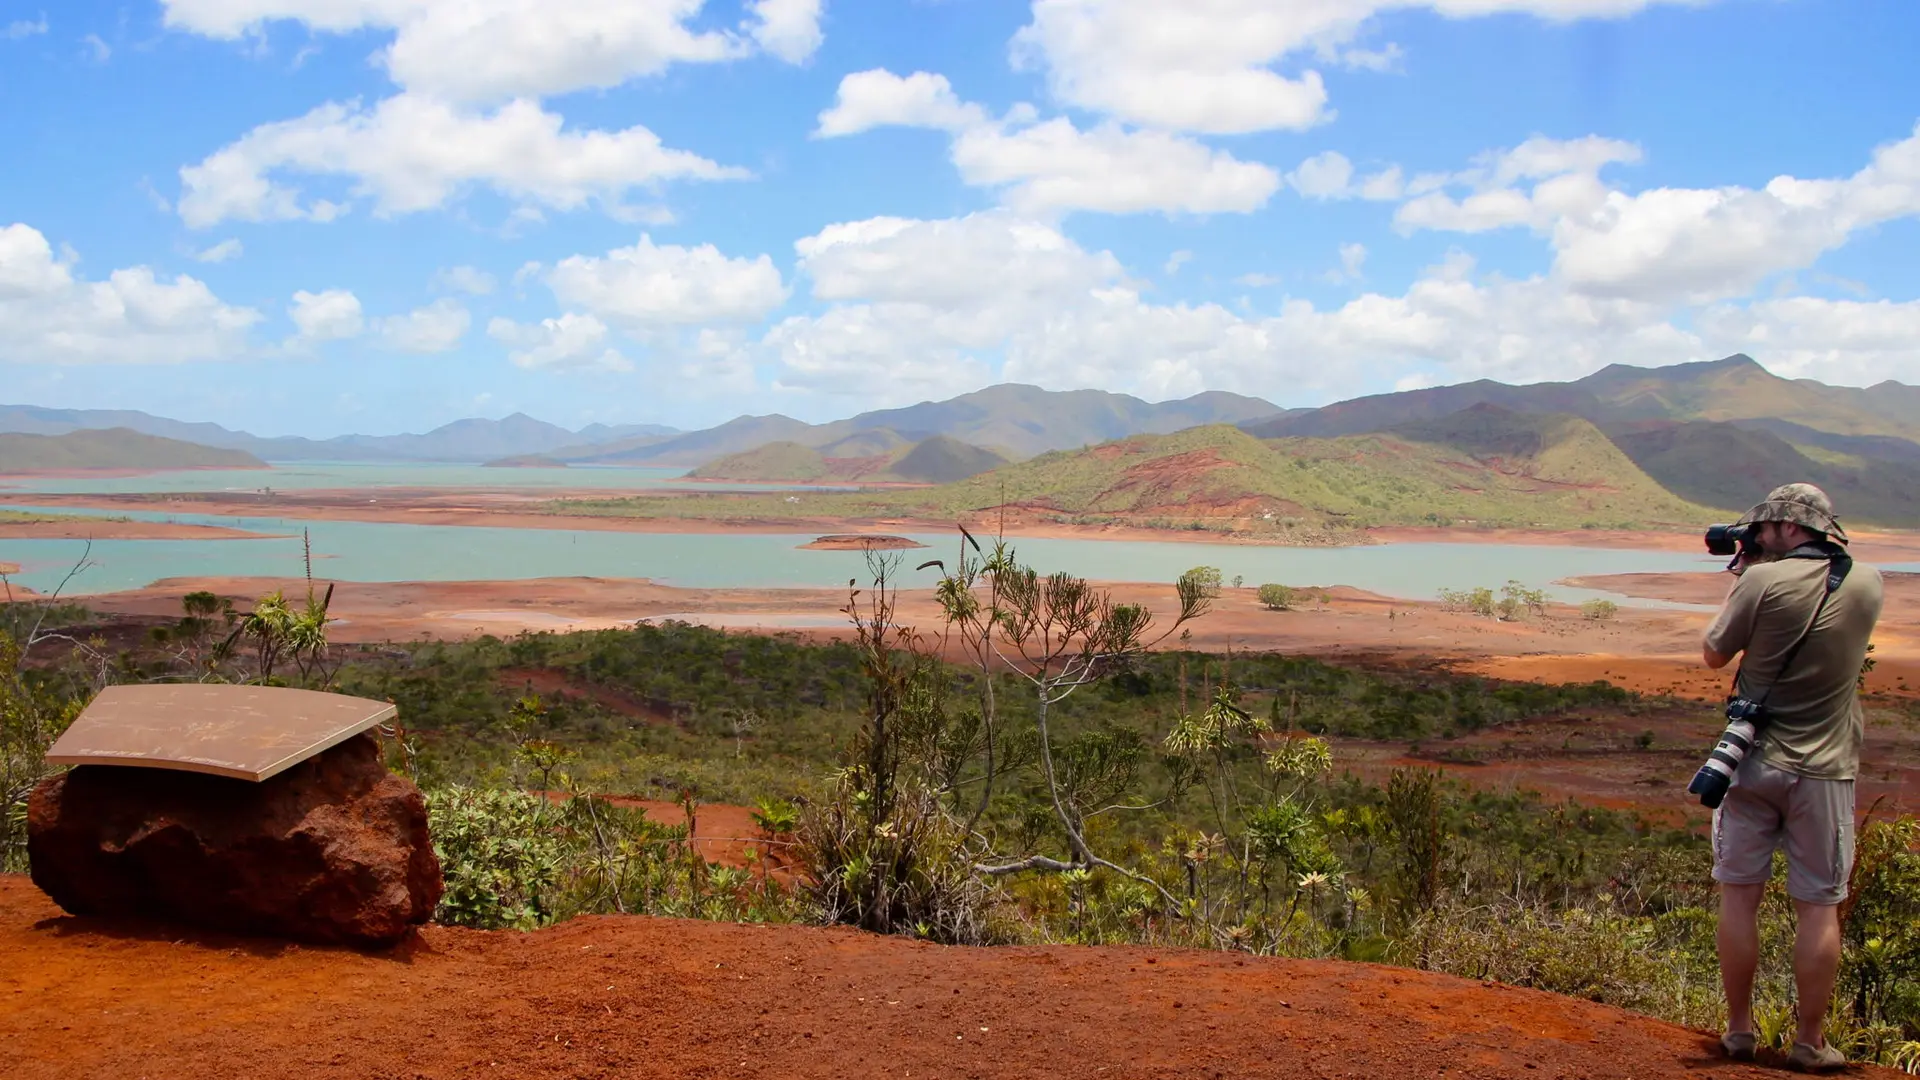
[1703,568,1767,671]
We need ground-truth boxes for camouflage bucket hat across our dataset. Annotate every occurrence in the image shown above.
[1736,482,1847,543]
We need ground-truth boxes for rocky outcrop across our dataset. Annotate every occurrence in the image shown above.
[27,732,441,946]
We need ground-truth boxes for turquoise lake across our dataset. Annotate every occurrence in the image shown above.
[9,463,1903,603]
[1,505,1772,605]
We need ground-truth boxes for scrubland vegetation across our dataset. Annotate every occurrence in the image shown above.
[2,547,1918,1070]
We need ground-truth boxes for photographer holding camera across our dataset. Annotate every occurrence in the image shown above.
[1696,483,1883,1071]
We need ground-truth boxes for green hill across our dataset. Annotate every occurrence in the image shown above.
[1607,420,1920,527]
[689,441,831,482]
[886,436,1010,483]
[0,428,265,471]
[689,435,1009,485]
[918,414,1708,530]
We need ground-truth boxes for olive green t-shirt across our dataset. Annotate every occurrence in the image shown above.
[1703,553,1884,780]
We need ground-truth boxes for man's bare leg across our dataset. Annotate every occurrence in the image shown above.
[1718,883,1766,1036]
[1792,898,1843,1048]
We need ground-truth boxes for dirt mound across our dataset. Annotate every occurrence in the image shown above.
[28,734,441,946]
[3,875,1887,1080]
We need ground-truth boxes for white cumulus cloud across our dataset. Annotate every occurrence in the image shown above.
[818,67,1281,217]
[0,223,259,365]
[546,235,789,330]
[816,69,987,137]
[488,312,632,372]
[376,298,470,353]
[952,118,1281,216]
[289,288,363,341]
[177,94,747,228]
[1397,124,1920,304]
[161,0,821,104]
[1012,0,1714,135]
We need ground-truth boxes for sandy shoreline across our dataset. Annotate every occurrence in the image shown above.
[0,519,275,541]
[11,487,1920,561]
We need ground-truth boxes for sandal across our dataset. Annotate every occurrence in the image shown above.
[1787,1041,1847,1073]
[1720,1032,1757,1061]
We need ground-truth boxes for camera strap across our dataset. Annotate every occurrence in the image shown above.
[1732,547,1853,710]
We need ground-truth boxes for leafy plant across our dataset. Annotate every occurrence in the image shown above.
[1257,584,1295,611]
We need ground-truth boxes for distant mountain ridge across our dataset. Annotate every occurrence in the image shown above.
[0,404,680,463]
[1245,355,1920,447]
[579,385,1288,466]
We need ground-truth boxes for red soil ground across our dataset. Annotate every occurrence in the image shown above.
[4,874,1893,1080]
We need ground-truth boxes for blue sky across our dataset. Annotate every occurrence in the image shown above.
[1,0,1916,438]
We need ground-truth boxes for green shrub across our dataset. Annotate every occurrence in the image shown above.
[1581,599,1620,621]
[1258,584,1295,611]
[427,786,562,930]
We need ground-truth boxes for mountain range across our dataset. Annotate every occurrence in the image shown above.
[0,404,678,463]
[5,356,1917,527]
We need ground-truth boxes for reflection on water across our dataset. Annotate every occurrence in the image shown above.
[0,503,1833,608]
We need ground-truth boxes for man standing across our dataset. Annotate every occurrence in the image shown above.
[1701,483,1883,1072]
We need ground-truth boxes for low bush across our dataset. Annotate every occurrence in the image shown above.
[1582,599,1620,621]
[1257,584,1294,610]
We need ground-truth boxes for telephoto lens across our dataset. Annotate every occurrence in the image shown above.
[1687,717,1758,809]
[1704,523,1753,557]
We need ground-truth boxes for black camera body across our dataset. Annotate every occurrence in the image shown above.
[1705,523,1760,558]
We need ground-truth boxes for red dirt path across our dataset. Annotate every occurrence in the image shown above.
[2,874,1891,1080]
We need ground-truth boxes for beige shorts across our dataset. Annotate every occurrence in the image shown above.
[1711,757,1855,905]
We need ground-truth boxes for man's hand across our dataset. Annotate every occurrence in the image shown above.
[1704,643,1735,670]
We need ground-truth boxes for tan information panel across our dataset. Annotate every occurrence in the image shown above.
[46,684,397,782]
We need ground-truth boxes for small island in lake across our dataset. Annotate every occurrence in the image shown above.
[483,454,568,468]
[799,534,927,551]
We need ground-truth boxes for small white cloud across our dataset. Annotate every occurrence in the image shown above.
[3,14,47,40]
[193,238,243,263]
[1235,272,1281,287]
[1290,151,1406,201]
[1164,250,1193,276]
[289,288,364,342]
[1394,372,1438,392]
[747,0,824,65]
[1289,151,1355,199]
[1339,242,1367,279]
[80,33,110,62]
[377,299,470,353]
[488,313,632,372]
[816,69,987,137]
[433,265,497,295]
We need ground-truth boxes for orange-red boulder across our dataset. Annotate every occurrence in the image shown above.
[27,733,441,946]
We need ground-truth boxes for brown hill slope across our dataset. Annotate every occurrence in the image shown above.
[0,428,264,471]
[1607,419,1920,527]
[0,875,1850,1080]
